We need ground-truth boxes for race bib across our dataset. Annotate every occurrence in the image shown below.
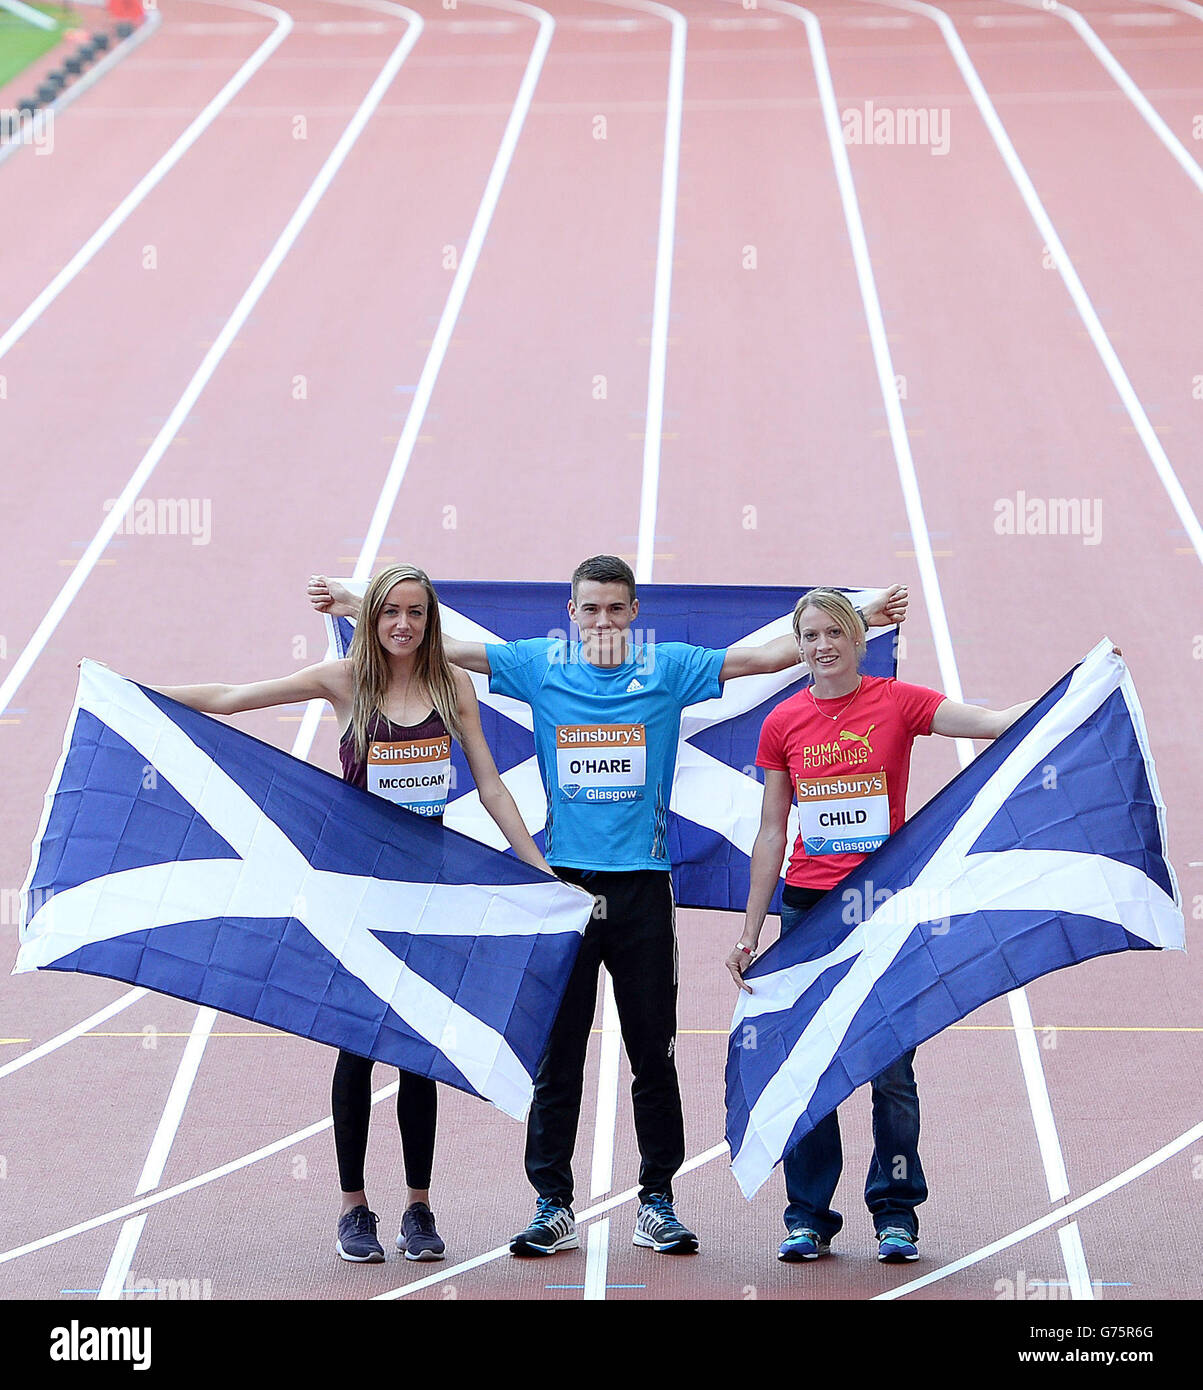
[796,770,890,855]
[555,724,647,803]
[367,735,452,816]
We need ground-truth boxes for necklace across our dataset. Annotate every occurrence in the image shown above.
[809,676,862,722]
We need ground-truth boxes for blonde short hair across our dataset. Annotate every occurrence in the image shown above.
[791,588,867,661]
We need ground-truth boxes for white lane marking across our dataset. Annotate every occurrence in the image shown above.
[584,1219,610,1299]
[875,1117,1203,1299]
[0,7,422,728]
[85,1,426,1299]
[0,0,290,356]
[589,0,687,585]
[877,0,1203,568]
[589,982,622,1199]
[96,1006,217,1299]
[1059,1221,1095,1299]
[97,1216,147,1301]
[0,988,147,1080]
[352,0,556,581]
[758,0,1084,1291]
[376,1142,728,1298]
[0,1080,400,1266]
[1000,0,1203,195]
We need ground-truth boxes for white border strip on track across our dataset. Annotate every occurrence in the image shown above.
[572,0,687,1299]
[759,0,1084,1290]
[0,0,292,354]
[349,0,556,584]
[868,0,1203,570]
[78,2,427,1299]
[999,0,1203,196]
[0,987,147,1080]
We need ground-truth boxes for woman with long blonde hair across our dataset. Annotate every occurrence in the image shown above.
[153,564,552,1265]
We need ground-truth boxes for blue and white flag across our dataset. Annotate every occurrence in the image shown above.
[14,662,594,1119]
[726,640,1184,1197]
[324,580,898,912]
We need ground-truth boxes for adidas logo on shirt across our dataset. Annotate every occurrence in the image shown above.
[626,678,644,694]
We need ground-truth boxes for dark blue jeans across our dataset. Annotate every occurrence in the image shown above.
[778,894,928,1240]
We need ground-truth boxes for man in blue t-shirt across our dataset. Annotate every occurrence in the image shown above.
[310,558,907,1256]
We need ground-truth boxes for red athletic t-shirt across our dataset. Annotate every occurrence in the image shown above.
[755,675,946,890]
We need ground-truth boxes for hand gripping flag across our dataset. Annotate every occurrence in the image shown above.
[726,640,1184,1197]
[14,662,594,1119]
[323,580,898,912]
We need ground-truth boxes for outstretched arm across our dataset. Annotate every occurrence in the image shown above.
[307,574,492,675]
[152,660,353,727]
[719,583,908,681]
[453,669,551,873]
[930,698,1034,741]
[726,770,794,993]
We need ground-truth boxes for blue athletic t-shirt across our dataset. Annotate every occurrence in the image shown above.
[486,638,725,872]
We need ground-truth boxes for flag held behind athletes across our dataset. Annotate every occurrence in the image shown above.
[726,640,1184,1198]
[15,663,594,1120]
[323,580,899,913]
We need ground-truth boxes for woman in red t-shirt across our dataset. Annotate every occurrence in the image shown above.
[726,588,1033,1265]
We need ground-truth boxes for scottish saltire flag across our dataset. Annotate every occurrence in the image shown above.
[323,580,898,911]
[727,640,1184,1197]
[14,663,594,1119]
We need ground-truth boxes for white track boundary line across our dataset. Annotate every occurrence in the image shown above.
[0,7,427,727]
[0,0,292,361]
[0,987,147,1080]
[874,1117,1203,1299]
[375,1142,727,1298]
[0,1080,400,1267]
[572,0,686,1302]
[761,0,1084,1293]
[1000,0,1203,195]
[85,5,427,1300]
[872,0,1203,570]
[350,0,556,583]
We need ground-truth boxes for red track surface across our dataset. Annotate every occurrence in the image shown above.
[1,0,1200,1320]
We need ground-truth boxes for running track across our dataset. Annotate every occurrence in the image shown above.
[1,0,1200,1309]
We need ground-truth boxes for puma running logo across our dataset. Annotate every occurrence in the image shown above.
[839,725,876,752]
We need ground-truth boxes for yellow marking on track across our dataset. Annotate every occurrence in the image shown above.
[81,1030,287,1039]
[661,1025,1203,1036]
[0,718,22,725]
[1,1039,33,1046]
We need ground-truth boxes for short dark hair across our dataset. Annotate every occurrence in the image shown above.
[571,554,637,603]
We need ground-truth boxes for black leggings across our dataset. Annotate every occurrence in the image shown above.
[331,1050,437,1193]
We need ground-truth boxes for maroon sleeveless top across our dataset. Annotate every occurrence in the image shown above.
[340,708,452,819]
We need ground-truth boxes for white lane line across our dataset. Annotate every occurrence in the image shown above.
[0,6,423,729]
[761,0,1085,1292]
[0,1079,401,1266]
[97,1005,217,1299]
[576,0,686,1301]
[376,1142,728,1298]
[0,0,291,359]
[583,1219,610,1299]
[590,0,687,585]
[1059,1221,1095,1299]
[874,1117,1203,1299]
[873,0,1203,570]
[85,3,427,1299]
[0,988,147,1080]
[351,0,556,582]
[1000,0,1203,195]
[589,982,622,1199]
